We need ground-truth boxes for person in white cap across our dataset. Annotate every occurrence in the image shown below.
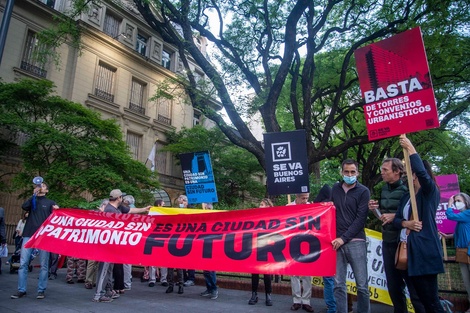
[92,189,125,302]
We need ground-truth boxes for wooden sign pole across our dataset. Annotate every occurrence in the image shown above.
[401,134,419,221]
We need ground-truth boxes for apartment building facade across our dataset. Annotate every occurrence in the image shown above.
[0,0,220,235]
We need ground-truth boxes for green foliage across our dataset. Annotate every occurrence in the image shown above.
[0,79,159,207]
[24,0,470,206]
[163,125,266,206]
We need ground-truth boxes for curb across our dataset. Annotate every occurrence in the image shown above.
[131,268,469,312]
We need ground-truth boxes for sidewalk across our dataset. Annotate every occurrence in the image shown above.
[0,264,394,313]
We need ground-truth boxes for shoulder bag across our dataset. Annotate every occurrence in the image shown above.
[395,241,408,270]
[455,247,470,264]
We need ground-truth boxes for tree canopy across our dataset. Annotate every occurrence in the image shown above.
[0,79,159,207]
[130,0,469,176]
[28,0,470,194]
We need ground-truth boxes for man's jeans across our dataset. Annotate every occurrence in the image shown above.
[323,276,336,313]
[334,240,370,313]
[18,237,50,293]
[203,270,217,292]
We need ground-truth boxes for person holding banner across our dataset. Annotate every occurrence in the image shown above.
[287,193,315,312]
[166,195,188,295]
[331,159,370,313]
[177,195,196,287]
[84,199,108,290]
[248,198,274,306]
[393,136,445,313]
[445,192,470,312]
[93,189,127,303]
[146,199,168,288]
[11,181,59,300]
[369,158,425,313]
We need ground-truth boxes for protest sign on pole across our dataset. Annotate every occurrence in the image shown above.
[354,27,439,141]
[435,174,460,234]
[263,129,310,196]
[179,151,218,205]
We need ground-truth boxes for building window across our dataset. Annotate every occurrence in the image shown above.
[126,132,142,160]
[39,0,66,11]
[129,79,146,115]
[162,49,172,70]
[136,32,148,56]
[171,154,183,178]
[155,142,168,175]
[103,11,121,38]
[152,189,171,206]
[193,110,201,126]
[39,0,55,8]
[94,62,116,102]
[157,98,172,125]
[21,30,48,78]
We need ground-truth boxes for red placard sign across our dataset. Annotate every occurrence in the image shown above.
[355,27,439,140]
[25,204,336,276]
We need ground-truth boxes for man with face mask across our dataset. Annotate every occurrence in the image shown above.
[331,159,370,313]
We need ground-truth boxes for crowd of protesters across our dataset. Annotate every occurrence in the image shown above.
[2,136,469,313]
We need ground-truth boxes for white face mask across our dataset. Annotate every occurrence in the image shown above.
[179,203,185,208]
[455,201,466,211]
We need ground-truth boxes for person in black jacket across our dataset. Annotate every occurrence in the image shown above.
[331,159,370,313]
[11,181,58,300]
[369,158,424,313]
[392,135,445,313]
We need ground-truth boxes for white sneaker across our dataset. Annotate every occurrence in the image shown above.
[183,280,194,287]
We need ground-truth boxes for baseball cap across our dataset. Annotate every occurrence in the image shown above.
[109,189,126,200]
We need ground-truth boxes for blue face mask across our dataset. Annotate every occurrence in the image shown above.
[343,175,357,185]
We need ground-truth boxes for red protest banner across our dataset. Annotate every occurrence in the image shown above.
[25,203,336,276]
[354,27,439,140]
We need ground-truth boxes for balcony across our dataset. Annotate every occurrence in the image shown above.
[20,61,47,78]
[157,114,171,125]
[94,88,114,103]
[129,102,146,115]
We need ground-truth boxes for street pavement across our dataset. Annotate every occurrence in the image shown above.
[1,263,393,313]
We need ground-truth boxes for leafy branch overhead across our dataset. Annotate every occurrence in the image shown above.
[32,0,469,186]
[132,0,469,174]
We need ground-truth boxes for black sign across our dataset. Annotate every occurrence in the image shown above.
[263,130,310,195]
